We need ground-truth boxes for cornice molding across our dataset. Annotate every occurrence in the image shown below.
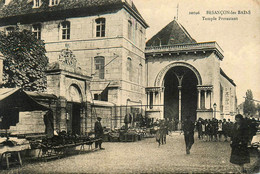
[145,41,224,60]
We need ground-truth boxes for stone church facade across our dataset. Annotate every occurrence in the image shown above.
[0,0,237,134]
[145,20,237,123]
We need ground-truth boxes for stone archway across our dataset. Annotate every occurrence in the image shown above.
[67,84,83,103]
[157,62,202,128]
[155,62,202,87]
[45,47,92,135]
[66,84,83,135]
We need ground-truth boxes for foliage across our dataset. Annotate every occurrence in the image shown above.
[0,27,48,91]
[243,89,256,116]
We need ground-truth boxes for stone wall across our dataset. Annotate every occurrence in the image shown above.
[90,106,113,130]
[220,73,237,121]
[9,111,46,134]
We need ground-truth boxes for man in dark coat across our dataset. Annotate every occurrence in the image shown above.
[222,119,228,141]
[196,118,203,140]
[183,118,195,154]
[94,117,104,149]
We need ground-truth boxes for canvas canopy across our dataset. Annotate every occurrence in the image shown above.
[0,88,49,129]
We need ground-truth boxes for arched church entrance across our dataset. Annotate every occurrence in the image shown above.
[163,66,199,124]
[67,84,83,135]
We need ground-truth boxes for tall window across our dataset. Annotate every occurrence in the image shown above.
[33,0,41,8]
[139,28,143,48]
[61,21,70,40]
[128,20,132,40]
[95,56,105,79]
[32,24,41,40]
[49,0,59,6]
[127,57,132,81]
[5,27,14,35]
[95,18,106,37]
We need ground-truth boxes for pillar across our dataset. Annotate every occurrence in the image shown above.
[178,86,182,130]
[197,89,201,109]
[152,91,155,109]
[158,90,161,112]
[147,92,150,109]
[158,91,161,105]
[204,90,207,109]
[58,97,67,132]
[161,88,165,119]
[209,91,212,109]
[205,90,209,109]
[80,107,84,135]
[154,92,157,107]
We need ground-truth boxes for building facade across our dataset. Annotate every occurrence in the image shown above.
[145,20,237,123]
[0,0,149,133]
[0,0,237,134]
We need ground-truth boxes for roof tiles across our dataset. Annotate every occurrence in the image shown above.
[146,20,196,47]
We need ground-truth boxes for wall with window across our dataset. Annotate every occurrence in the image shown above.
[119,32,146,105]
[32,24,41,40]
[0,8,147,106]
[122,10,146,51]
[38,11,123,43]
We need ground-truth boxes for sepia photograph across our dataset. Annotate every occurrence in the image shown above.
[0,0,259,173]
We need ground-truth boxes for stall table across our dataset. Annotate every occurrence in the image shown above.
[0,143,30,169]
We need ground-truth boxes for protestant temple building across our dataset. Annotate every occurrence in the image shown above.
[0,0,237,134]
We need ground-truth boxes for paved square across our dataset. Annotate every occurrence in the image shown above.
[2,132,259,174]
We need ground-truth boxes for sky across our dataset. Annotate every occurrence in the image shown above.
[133,0,260,105]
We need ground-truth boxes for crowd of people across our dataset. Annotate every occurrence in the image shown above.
[195,117,259,144]
[98,114,258,173]
[158,115,259,173]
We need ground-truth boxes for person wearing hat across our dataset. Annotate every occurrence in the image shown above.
[94,117,105,150]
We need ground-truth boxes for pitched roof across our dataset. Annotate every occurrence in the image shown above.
[220,68,236,86]
[146,20,196,47]
[0,88,49,111]
[0,0,121,17]
[0,0,148,28]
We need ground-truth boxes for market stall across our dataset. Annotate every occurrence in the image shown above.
[0,88,49,169]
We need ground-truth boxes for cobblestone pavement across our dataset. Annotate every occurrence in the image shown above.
[1,132,259,174]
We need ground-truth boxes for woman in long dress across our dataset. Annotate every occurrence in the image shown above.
[230,114,250,173]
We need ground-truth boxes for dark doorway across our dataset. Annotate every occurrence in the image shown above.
[72,103,81,135]
[164,66,198,122]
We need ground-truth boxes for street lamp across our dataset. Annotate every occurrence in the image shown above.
[213,103,217,119]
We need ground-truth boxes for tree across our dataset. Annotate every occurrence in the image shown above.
[0,27,48,91]
[243,89,256,116]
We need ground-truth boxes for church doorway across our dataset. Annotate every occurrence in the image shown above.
[67,102,81,135]
[164,66,198,122]
[71,103,81,135]
[66,84,83,135]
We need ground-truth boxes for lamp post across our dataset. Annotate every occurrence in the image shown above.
[213,103,217,119]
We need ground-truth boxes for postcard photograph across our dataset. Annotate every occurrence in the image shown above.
[0,0,259,173]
